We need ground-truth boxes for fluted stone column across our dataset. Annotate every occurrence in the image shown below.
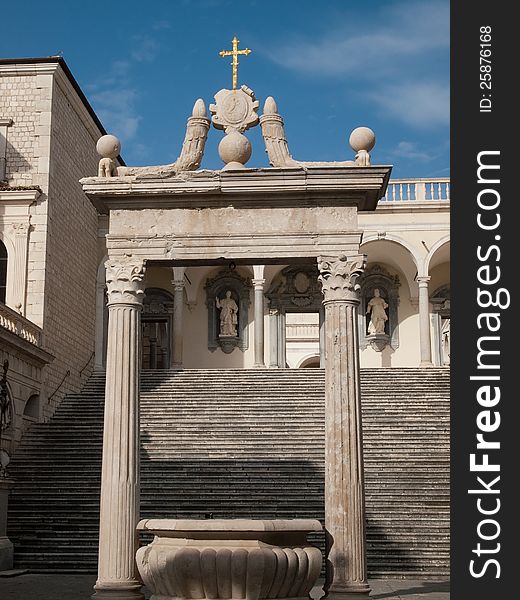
[318,254,370,600]
[253,278,266,367]
[93,258,146,600]
[268,308,280,368]
[171,273,185,368]
[417,276,433,366]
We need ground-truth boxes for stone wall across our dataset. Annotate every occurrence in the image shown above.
[40,73,101,416]
[0,60,105,423]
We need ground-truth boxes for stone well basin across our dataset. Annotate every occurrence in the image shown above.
[136,519,323,600]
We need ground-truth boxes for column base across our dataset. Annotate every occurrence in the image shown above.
[0,537,14,572]
[420,360,434,367]
[92,582,144,600]
[324,583,371,600]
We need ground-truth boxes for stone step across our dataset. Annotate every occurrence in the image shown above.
[8,367,450,577]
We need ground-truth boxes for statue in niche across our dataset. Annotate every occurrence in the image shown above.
[366,288,388,335]
[441,318,450,364]
[216,290,239,337]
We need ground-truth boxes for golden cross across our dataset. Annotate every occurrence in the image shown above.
[219,36,252,90]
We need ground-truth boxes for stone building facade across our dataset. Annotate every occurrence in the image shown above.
[0,57,112,456]
[1,57,450,588]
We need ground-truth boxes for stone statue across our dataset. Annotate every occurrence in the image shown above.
[0,360,12,436]
[216,290,239,336]
[366,288,388,335]
[441,318,450,364]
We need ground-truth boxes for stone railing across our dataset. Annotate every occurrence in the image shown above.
[381,178,450,202]
[0,303,42,346]
[286,323,320,340]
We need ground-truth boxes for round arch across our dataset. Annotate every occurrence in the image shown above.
[424,236,450,274]
[360,235,421,297]
[297,354,321,369]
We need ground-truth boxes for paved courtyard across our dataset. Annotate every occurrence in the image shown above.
[0,574,449,600]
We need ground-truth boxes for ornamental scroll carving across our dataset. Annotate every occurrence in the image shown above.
[317,255,367,303]
[105,259,146,306]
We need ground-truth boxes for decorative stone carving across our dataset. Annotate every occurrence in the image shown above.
[205,270,251,354]
[266,265,322,312]
[136,519,323,600]
[359,264,400,352]
[97,100,211,179]
[216,290,239,336]
[96,134,120,178]
[105,258,146,306]
[260,97,375,168]
[210,87,259,169]
[210,87,259,134]
[317,254,366,303]
[0,360,13,440]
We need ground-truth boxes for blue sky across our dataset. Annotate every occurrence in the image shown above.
[1,0,449,178]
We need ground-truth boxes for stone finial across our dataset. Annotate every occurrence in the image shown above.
[349,127,376,166]
[192,98,207,118]
[96,134,121,178]
[263,96,278,115]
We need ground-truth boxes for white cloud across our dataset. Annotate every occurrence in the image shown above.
[131,35,159,63]
[264,1,449,77]
[369,82,449,129]
[392,141,434,161]
[91,87,141,141]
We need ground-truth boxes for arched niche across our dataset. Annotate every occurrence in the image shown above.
[142,288,175,369]
[358,264,400,352]
[0,360,14,438]
[265,265,324,368]
[431,284,450,365]
[298,355,321,369]
[23,394,40,420]
[204,269,251,354]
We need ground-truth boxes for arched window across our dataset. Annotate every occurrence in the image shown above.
[0,240,7,304]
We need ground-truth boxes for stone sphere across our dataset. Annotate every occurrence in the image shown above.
[218,130,252,167]
[349,127,376,153]
[96,134,121,159]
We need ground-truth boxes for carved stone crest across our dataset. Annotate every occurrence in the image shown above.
[210,87,259,133]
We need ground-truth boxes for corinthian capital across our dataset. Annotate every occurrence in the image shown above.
[105,258,146,306]
[318,254,367,303]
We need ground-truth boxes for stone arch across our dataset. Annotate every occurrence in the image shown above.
[23,393,40,419]
[424,236,450,275]
[360,234,420,298]
[297,355,321,369]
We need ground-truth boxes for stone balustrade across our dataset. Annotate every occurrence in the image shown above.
[286,323,320,341]
[381,178,450,202]
[0,302,42,346]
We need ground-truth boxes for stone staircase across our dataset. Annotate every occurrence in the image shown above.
[7,368,450,578]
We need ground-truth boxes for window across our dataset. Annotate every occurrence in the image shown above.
[0,240,7,303]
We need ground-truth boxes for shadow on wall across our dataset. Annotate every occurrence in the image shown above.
[2,138,34,184]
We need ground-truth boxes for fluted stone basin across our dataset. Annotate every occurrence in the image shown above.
[136,519,323,600]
